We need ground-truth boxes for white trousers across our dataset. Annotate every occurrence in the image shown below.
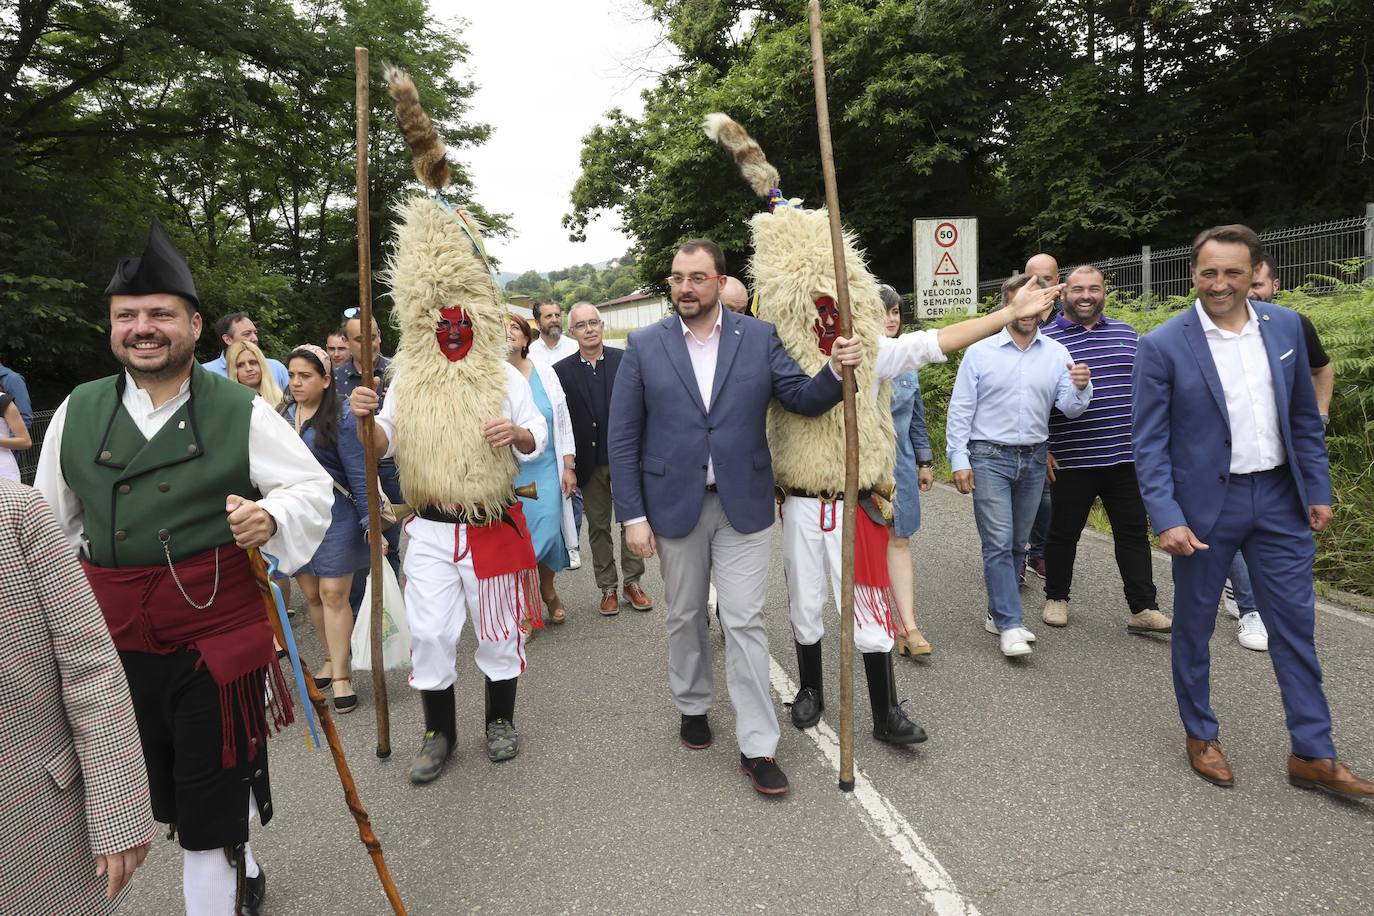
[403,517,527,690]
[781,495,894,654]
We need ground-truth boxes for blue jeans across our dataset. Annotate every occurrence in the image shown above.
[1026,485,1052,559]
[1227,551,1257,614]
[969,441,1048,631]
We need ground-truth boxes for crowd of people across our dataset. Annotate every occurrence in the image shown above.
[2,210,1370,916]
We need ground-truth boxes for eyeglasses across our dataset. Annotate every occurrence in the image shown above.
[665,274,723,287]
[570,318,603,332]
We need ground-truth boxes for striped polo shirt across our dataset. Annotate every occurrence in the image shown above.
[1043,313,1138,469]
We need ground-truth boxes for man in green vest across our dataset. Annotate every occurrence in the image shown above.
[35,217,333,916]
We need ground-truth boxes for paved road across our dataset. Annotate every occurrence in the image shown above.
[123,483,1374,914]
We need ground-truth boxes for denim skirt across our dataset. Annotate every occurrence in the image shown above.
[299,490,370,578]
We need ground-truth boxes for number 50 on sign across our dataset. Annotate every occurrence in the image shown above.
[913,217,978,320]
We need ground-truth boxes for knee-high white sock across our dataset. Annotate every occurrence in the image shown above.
[243,842,260,880]
[182,848,236,916]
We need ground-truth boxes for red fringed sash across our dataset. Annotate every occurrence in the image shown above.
[82,545,294,768]
[461,502,542,638]
[850,505,897,638]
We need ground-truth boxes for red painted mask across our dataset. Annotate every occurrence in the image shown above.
[813,296,840,355]
[436,307,474,361]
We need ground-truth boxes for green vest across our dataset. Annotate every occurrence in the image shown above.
[61,366,260,568]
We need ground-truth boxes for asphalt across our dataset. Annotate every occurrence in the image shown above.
[120,483,1374,915]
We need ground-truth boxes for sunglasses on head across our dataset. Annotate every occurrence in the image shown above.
[343,307,361,319]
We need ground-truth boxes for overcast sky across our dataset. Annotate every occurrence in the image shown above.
[429,0,677,276]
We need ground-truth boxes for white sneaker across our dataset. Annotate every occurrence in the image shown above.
[1221,579,1240,619]
[1237,612,1269,652]
[986,614,1035,642]
[568,548,582,570]
[1000,629,1033,657]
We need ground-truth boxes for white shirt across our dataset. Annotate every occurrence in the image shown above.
[681,308,725,485]
[527,334,578,368]
[35,372,334,574]
[376,361,547,463]
[1194,301,1285,474]
[875,329,947,387]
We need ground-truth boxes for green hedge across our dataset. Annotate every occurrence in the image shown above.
[914,279,1374,597]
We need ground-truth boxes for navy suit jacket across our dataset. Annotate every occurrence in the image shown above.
[553,346,623,488]
[1131,301,1331,540]
[608,309,844,539]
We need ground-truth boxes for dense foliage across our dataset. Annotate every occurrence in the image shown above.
[914,280,1374,597]
[1,0,500,405]
[567,0,1374,299]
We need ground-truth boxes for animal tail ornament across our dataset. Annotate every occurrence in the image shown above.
[703,112,793,211]
[384,64,450,190]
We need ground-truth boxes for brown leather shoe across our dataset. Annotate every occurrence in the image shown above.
[1287,754,1374,801]
[598,589,620,616]
[624,583,653,611]
[1186,737,1235,787]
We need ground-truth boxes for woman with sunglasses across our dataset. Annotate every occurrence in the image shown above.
[280,345,371,712]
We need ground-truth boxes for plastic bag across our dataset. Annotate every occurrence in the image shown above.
[351,564,411,672]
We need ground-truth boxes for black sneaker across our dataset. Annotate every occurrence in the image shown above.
[679,714,712,749]
[407,730,452,784]
[238,866,265,915]
[740,754,789,795]
[874,701,928,745]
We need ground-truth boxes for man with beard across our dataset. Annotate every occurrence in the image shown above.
[1132,224,1371,798]
[1038,265,1172,635]
[608,238,863,796]
[35,217,332,914]
[528,299,578,367]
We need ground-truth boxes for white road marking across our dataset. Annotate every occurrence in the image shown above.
[767,657,982,916]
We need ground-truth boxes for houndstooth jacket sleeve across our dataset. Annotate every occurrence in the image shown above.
[8,482,156,855]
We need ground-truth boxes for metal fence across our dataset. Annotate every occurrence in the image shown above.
[976,205,1374,302]
[15,410,54,486]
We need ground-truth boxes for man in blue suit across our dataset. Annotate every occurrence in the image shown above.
[1132,224,1372,799]
[608,238,862,796]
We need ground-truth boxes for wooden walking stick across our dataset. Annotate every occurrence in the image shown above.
[807,0,860,792]
[355,45,392,760]
[248,549,408,915]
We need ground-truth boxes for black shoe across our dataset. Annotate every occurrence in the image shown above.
[407,730,452,784]
[333,693,359,714]
[740,754,790,795]
[238,866,265,915]
[790,641,825,729]
[864,650,927,745]
[312,675,332,690]
[680,714,712,749]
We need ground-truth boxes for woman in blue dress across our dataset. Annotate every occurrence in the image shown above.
[881,285,935,657]
[281,344,371,711]
[506,315,574,626]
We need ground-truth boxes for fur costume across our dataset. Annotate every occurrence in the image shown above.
[705,113,896,496]
[383,68,517,523]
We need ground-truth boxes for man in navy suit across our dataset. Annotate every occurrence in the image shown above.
[1132,224,1372,799]
[608,238,862,796]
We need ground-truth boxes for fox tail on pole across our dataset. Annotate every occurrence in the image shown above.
[806,0,860,793]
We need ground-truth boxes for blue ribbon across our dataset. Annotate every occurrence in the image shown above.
[265,556,320,749]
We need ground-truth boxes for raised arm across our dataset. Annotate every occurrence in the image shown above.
[935,282,1063,355]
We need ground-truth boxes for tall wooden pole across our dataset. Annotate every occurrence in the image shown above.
[355,46,391,759]
[807,0,859,793]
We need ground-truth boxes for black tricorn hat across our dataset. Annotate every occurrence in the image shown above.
[104,216,201,310]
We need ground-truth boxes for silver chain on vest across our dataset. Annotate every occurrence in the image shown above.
[159,531,220,610]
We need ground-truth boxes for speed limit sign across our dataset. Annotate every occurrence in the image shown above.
[913,217,978,319]
[934,221,958,248]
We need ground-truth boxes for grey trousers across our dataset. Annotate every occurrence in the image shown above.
[657,491,778,758]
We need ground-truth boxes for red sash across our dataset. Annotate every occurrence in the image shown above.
[82,545,293,767]
[459,503,542,642]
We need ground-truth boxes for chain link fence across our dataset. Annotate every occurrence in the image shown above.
[976,205,1374,302]
[14,410,54,486]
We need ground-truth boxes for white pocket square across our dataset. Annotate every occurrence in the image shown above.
[1280,348,1294,360]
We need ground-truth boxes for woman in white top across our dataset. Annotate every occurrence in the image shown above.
[0,389,31,482]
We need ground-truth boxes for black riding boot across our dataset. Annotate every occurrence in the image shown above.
[791,641,825,729]
[863,651,927,745]
[484,677,520,762]
[408,687,456,784]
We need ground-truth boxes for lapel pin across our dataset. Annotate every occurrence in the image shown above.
[178,420,186,429]
[735,329,741,335]
[1261,314,1269,321]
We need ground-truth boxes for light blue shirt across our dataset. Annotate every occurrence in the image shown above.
[946,328,1092,472]
[203,353,290,390]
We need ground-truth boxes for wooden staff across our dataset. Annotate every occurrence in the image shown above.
[807,0,859,793]
[249,549,408,915]
[355,45,392,759]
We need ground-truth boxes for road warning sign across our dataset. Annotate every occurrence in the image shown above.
[913,217,978,319]
[934,251,959,276]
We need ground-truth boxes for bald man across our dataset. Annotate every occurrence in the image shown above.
[1022,253,1060,584]
[720,276,750,314]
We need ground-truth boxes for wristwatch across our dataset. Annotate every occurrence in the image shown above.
[1320,413,1330,428]
[917,461,934,469]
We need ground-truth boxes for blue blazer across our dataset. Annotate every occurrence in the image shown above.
[1131,301,1331,539]
[608,309,843,539]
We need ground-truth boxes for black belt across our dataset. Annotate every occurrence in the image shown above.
[777,486,876,502]
[416,503,514,525]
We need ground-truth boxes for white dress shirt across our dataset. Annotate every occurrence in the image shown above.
[875,329,947,387]
[35,372,334,573]
[527,334,578,368]
[1194,302,1285,474]
[376,361,547,463]
[681,308,725,484]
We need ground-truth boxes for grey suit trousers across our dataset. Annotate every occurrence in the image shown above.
[657,491,778,757]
